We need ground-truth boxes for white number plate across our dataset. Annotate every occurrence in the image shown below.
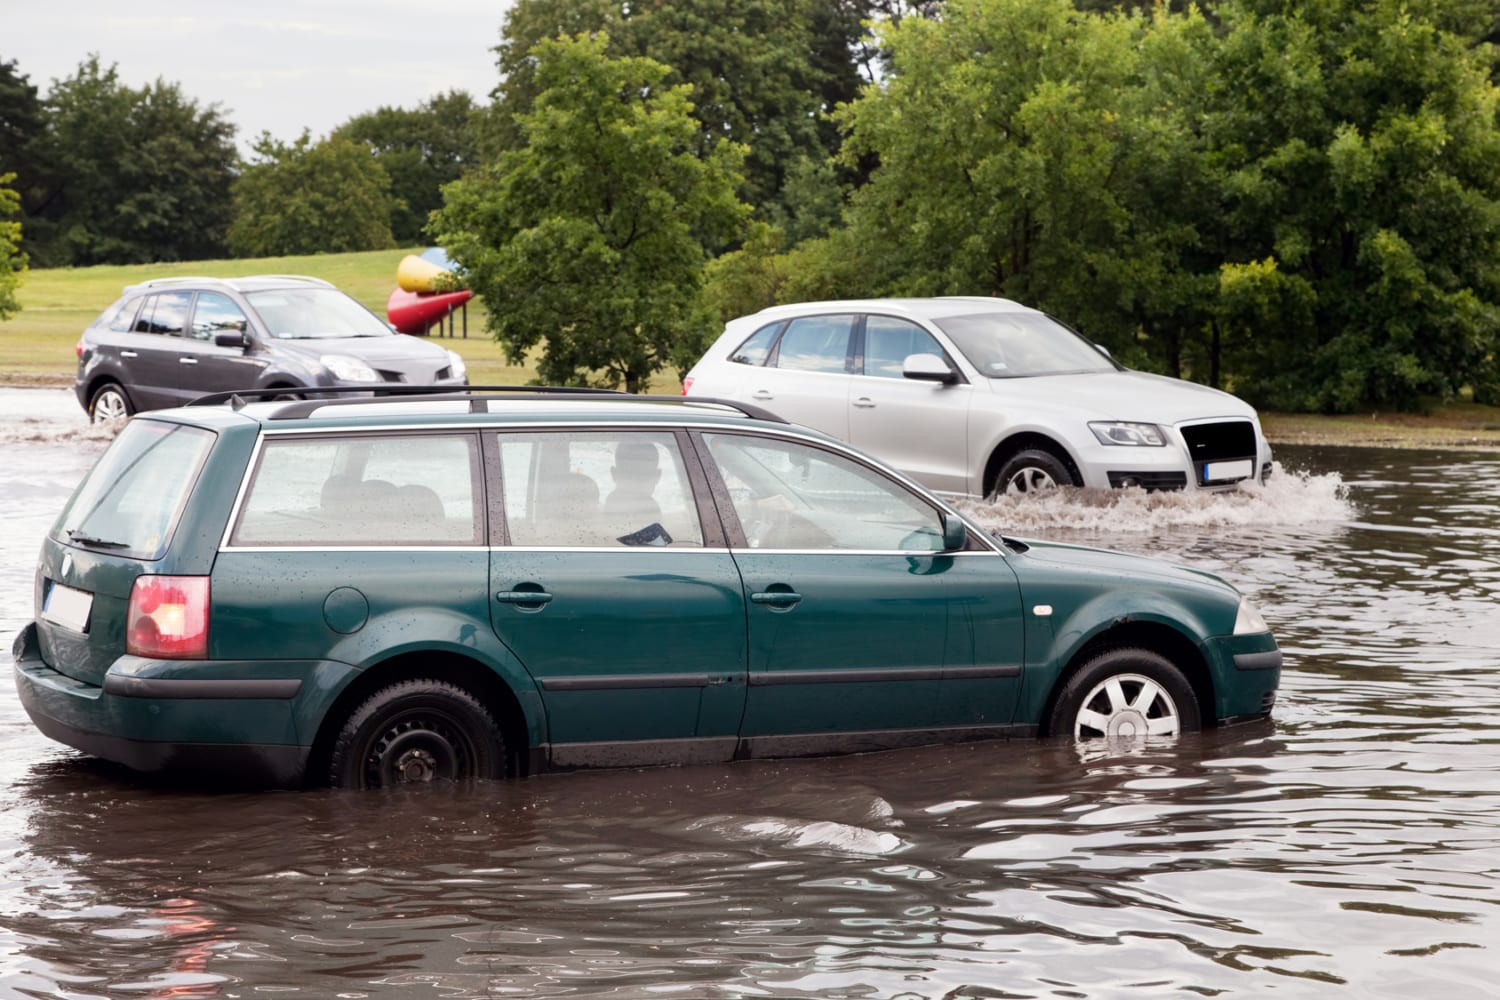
[1203,459,1253,483]
[42,582,93,633]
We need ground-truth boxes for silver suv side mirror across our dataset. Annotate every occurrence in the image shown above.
[902,353,957,384]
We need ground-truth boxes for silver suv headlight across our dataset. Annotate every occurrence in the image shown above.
[320,354,380,383]
[1233,596,1270,635]
[1088,421,1167,447]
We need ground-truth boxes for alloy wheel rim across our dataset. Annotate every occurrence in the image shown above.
[1073,673,1181,739]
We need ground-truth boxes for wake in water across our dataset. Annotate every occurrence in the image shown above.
[954,461,1354,535]
[0,417,117,447]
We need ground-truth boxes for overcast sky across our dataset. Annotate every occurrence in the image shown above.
[3,0,512,152]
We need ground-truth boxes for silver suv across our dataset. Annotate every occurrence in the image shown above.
[74,275,469,421]
[684,297,1272,497]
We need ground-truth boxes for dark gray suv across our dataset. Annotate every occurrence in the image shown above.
[74,275,469,421]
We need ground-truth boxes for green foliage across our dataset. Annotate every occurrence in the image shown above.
[1207,0,1500,411]
[229,131,397,258]
[334,90,479,246]
[434,33,749,392]
[0,172,26,320]
[487,0,864,242]
[14,55,237,267]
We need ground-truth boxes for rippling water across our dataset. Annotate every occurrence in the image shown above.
[2,388,1497,998]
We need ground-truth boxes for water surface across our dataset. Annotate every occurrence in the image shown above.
[1,388,1496,998]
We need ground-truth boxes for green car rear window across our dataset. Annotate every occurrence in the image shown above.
[54,420,215,560]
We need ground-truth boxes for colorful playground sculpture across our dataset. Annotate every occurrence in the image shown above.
[386,247,473,336]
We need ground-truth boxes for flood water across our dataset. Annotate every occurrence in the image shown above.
[1,387,1497,998]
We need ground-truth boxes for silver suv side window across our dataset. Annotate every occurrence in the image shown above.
[231,433,482,546]
[773,315,855,373]
[863,316,944,379]
[703,433,947,551]
[730,322,781,365]
[497,430,704,548]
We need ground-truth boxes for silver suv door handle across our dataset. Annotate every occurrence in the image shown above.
[853,397,875,408]
[751,390,773,400]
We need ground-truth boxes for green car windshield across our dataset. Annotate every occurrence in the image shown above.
[935,312,1118,378]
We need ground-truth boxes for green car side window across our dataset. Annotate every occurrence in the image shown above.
[231,433,482,546]
[703,433,947,551]
[497,430,705,548]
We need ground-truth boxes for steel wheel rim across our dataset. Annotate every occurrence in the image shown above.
[362,711,474,786]
[1073,672,1181,739]
[93,391,128,422]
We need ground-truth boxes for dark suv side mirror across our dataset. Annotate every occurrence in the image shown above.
[214,331,248,349]
[903,353,957,384]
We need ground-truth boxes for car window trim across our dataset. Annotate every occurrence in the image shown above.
[221,428,489,551]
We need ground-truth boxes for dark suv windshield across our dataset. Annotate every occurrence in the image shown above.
[935,312,1118,378]
[245,288,394,340]
[54,420,215,559]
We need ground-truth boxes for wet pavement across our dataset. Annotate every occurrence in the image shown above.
[1,386,1497,998]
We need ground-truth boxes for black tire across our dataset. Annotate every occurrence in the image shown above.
[88,383,133,423]
[1048,647,1201,740]
[992,447,1075,497]
[328,679,505,789]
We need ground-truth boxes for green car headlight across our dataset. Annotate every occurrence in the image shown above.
[1234,596,1270,635]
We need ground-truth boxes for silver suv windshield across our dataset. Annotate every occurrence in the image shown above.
[244,288,394,340]
[934,312,1118,378]
[54,420,215,560]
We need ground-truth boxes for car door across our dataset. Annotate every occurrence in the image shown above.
[487,428,748,768]
[848,314,975,495]
[697,430,1028,753]
[176,291,270,396]
[123,291,196,410]
[739,313,856,439]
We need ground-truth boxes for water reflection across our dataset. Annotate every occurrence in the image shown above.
[2,391,1498,997]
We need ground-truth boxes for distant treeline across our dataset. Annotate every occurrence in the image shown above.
[3,0,1498,410]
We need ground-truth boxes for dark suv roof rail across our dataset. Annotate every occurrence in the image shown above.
[184,384,788,424]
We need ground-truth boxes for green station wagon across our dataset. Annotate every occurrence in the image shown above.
[13,389,1282,788]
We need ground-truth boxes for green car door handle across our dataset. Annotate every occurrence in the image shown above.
[750,590,802,607]
[495,590,553,605]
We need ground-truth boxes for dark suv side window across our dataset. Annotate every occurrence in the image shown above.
[104,296,144,333]
[133,291,193,336]
[230,433,482,547]
[191,292,250,342]
[773,315,856,373]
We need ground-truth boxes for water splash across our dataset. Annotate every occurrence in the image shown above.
[955,462,1354,535]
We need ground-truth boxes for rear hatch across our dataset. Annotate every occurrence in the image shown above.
[35,420,216,686]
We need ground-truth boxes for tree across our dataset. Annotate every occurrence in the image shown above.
[832,0,1157,342]
[229,131,397,257]
[1205,0,1500,411]
[0,172,25,321]
[334,90,479,246]
[486,0,863,241]
[433,33,749,392]
[24,56,237,266]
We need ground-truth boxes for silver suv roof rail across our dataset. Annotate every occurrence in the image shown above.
[133,274,335,291]
[184,384,787,423]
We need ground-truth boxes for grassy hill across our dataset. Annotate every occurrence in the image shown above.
[0,248,682,391]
